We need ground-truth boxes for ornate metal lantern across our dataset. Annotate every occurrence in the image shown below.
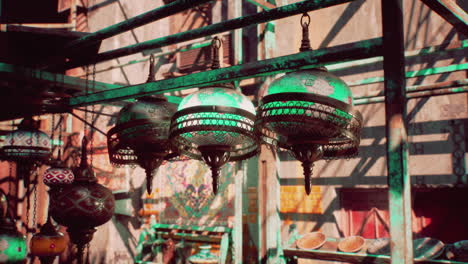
[49,137,115,263]
[30,216,67,264]
[2,117,51,187]
[43,160,74,187]
[0,191,27,263]
[255,14,363,195]
[170,38,259,195]
[107,55,178,194]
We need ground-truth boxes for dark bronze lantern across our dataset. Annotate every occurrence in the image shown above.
[49,137,115,263]
[255,14,363,195]
[169,37,259,194]
[107,56,178,194]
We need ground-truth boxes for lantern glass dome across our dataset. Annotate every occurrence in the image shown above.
[107,95,178,194]
[263,69,353,104]
[170,84,259,194]
[171,84,258,160]
[3,118,51,160]
[256,68,363,195]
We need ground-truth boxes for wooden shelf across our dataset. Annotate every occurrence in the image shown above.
[283,248,468,264]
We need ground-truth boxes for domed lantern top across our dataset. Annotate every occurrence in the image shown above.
[178,86,256,114]
[3,117,51,161]
[264,69,353,105]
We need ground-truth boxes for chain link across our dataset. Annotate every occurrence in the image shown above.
[58,114,64,160]
[90,64,96,167]
[32,172,38,229]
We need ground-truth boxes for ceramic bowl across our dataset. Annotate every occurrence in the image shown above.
[413,237,445,260]
[367,238,391,255]
[296,232,326,250]
[338,236,365,253]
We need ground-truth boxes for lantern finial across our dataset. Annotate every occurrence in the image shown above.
[199,145,231,194]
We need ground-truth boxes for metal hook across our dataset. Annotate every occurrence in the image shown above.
[212,36,222,49]
[211,36,222,69]
[299,13,311,52]
[301,13,311,28]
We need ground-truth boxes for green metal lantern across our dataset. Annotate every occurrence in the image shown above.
[0,191,27,263]
[256,68,362,195]
[170,37,259,195]
[170,84,259,194]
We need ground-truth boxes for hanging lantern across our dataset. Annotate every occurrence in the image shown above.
[2,117,51,188]
[30,216,67,264]
[49,137,115,263]
[107,55,178,194]
[170,37,259,194]
[255,13,363,195]
[0,192,27,263]
[43,160,75,187]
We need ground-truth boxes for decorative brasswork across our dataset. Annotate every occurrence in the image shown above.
[107,55,178,194]
[49,137,115,263]
[256,69,362,195]
[170,37,259,194]
[255,13,363,195]
[2,117,51,188]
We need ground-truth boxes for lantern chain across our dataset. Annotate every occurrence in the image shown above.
[32,172,38,229]
[90,64,96,167]
[51,113,55,157]
[58,114,64,160]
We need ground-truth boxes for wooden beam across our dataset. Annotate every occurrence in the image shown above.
[67,37,383,107]
[421,0,468,36]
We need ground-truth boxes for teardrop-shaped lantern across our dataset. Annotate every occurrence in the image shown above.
[107,95,178,194]
[30,216,67,264]
[170,83,259,194]
[49,137,115,263]
[108,55,178,194]
[170,37,259,194]
[0,191,27,263]
[256,69,362,196]
[2,117,51,188]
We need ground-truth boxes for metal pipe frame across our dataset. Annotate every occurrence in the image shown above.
[67,37,383,107]
[62,0,214,52]
[381,0,413,263]
[59,0,354,70]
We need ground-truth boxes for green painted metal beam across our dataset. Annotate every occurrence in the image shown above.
[60,0,355,69]
[68,37,383,107]
[348,62,468,86]
[381,0,413,263]
[62,0,214,53]
[421,0,468,37]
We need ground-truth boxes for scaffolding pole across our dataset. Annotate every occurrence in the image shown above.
[382,0,413,263]
[60,0,354,69]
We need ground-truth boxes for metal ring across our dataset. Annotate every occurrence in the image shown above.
[212,36,222,49]
[301,13,310,27]
[149,54,155,64]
